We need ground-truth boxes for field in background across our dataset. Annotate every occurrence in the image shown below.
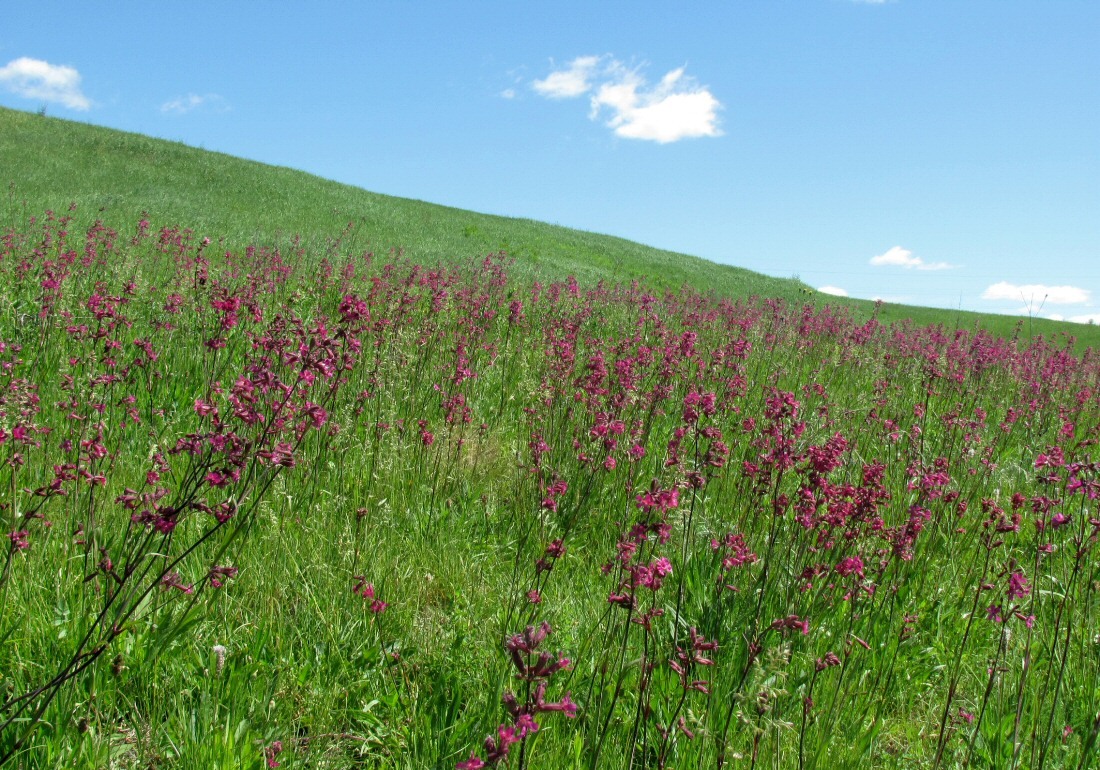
[3,106,1099,768]
[1,210,1098,768]
[2,105,1096,351]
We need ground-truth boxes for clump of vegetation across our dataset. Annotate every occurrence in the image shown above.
[1,209,1098,768]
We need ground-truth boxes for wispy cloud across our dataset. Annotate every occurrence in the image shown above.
[1068,312,1100,324]
[869,246,954,271]
[818,285,848,297]
[532,56,602,99]
[531,55,721,144]
[161,93,228,115]
[981,281,1090,305]
[0,57,90,110]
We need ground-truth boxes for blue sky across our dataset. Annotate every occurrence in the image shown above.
[2,1,1097,319]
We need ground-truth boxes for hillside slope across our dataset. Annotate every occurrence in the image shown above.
[2,106,1095,348]
[0,107,800,299]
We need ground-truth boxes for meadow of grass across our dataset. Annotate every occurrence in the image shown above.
[3,105,1098,351]
[0,106,802,305]
[1,209,1098,769]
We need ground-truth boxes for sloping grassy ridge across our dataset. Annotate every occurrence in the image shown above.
[0,107,798,298]
[1,104,1096,349]
[3,105,1100,768]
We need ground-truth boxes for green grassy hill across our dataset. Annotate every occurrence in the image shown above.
[2,105,1095,349]
[4,104,1100,767]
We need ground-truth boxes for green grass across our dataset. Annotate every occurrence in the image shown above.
[0,106,797,300]
[1,102,1099,768]
[1,203,1098,768]
[2,104,1096,350]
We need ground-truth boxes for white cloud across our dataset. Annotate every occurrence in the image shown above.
[160,93,228,115]
[869,246,954,271]
[532,56,601,99]
[981,281,1090,305]
[870,246,920,267]
[818,285,849,297]
[591,65,721,143]
[500,88,516,99]
[0,57,90,110]
[532,55,721,143]
[1068,312,1100,324]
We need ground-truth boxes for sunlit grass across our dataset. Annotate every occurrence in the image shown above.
[2,104,1097,351]
[1,209,1098,768]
